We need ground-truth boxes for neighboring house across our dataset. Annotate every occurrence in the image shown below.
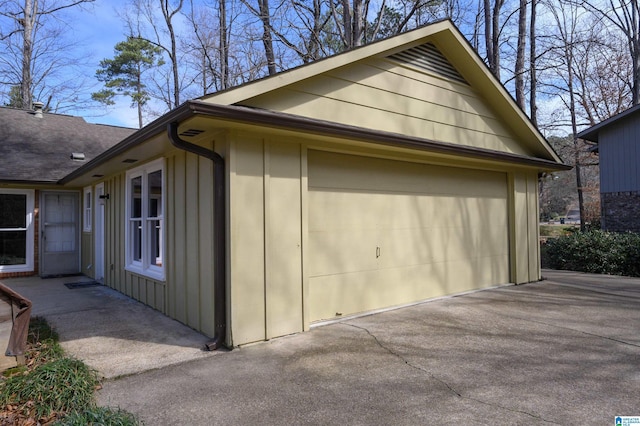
[0,104,134,279]
[578,105,640,232]
[2,20,569,348]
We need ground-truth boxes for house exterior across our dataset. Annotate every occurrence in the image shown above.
[578,105,640,232]
[3,20,568,348]
[0,104,134,280]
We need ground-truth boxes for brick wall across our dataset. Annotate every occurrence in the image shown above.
[601,191,640,232]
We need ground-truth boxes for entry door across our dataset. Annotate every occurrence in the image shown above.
[41,192,80,276]
[94,183,105,282]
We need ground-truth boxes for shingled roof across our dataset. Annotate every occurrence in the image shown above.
[0,107,135,183]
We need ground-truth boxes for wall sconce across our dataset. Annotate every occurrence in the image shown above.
[99,194,110,200]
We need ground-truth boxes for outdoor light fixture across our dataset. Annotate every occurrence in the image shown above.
[70,152,86,161]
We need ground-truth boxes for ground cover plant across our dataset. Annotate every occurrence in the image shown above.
[541,230,640,277]
[0,316,139,425]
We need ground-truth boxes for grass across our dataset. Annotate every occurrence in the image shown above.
[539,224,577,238]
[0,316,140,425]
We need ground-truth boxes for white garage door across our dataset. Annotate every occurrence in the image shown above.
[308,150,510,322]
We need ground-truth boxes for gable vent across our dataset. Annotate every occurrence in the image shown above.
[388,43,467,85]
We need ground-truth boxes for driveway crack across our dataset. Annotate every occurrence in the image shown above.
[342,322,559,424]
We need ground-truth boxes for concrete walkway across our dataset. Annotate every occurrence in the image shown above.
[2,276,216,378]
[92,270,639,425]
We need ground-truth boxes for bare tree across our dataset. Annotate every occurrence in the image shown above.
[123,0,185,111]
[515,0,527,108]
[529,0,538,125]
[483,0,505,78]
[0,0,95,110]
[579,0,640,105]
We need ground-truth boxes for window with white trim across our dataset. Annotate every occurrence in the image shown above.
[83,187,92,232]
[125,159,164,280]
[0,189,34,273]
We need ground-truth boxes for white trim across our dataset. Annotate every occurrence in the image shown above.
[83,186,92,232]
[94,183,105,282]
[125,158,165,281]
[0,189,35,273]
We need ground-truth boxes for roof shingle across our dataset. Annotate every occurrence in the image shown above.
[0,107,135,183]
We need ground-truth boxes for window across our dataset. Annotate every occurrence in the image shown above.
[125,159,164,280]
[83,187,92,232]
[0,189,34,273]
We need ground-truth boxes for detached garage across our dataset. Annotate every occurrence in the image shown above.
[62,20,569,348]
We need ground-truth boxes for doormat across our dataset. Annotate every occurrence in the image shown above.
[64,281,101,289]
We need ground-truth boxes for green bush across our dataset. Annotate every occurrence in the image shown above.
[57,406,140,426]
[542,230,640,277]
[0,317,140,425]
[0,358,99,419]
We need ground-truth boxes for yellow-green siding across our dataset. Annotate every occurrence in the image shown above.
[97,148,217,337]
[235,59,528,156]
[81,232,93,278]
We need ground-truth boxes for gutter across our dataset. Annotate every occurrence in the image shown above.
[168,122,227,351]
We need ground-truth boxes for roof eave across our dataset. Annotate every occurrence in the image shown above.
[188,101,570,171]
[58,104,195,185]
[577,104,640,142]
[60,100,570,185]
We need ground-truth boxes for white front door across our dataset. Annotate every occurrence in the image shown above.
[41,192,80,276]
[94,183,105,282]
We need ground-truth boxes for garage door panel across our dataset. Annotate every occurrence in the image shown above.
[309,228,378,276]
[308,150,509,323]
[309,257,505,321]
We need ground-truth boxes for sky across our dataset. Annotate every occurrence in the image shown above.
[65,0,146,129]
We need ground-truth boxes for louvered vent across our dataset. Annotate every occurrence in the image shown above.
[388,43,467,84]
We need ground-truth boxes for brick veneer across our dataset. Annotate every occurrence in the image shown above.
[601,191,640,232]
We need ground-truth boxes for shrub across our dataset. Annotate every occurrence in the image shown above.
[0,358,99,419]
[542,230,640,277]
[57,406,140,426]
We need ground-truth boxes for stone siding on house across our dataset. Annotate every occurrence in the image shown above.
[601,191,640,232]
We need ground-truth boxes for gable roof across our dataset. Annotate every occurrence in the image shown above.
[0,107,135,184]
[202,19,562,164]
[577,104,640,143]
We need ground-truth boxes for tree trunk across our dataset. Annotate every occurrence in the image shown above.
[566,46,586,231]
[632,0,640,104]
[161,0,183,107]
[219,0,229,89]
[342,0,352,48]
[352,0,363,47]
[515,0,526,109]
[258,0,277,75]
[529,0,537,126]
[21,0,36,110]
[483,0,492,68]
[491,0,502,79]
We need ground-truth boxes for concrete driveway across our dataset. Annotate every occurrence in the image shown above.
[95,270,640,425]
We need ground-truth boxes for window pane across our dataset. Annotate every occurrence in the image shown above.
[131,176,142,219]
[85,192,91,209]
[131,220,142,262]
[0,231,26,265]
[147,219,162,266]
[148,170,162,218]
[0,194,26,228]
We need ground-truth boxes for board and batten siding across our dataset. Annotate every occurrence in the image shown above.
[226,129,542,345]
[228,134,304,345]
[80,232,93,278]
[100,149,217,337]
[599,119,640,193]
[236,58,528,156]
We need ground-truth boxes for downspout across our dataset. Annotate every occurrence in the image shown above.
[168,122,227,350]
